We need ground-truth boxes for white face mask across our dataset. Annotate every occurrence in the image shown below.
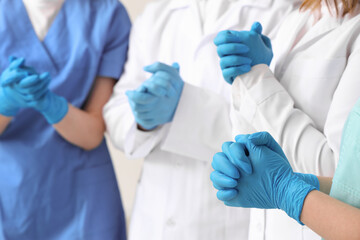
[25,0,64,7]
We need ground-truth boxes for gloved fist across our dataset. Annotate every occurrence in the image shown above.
[211,132,317,224]
[0,57,68,124]
[0,57,41,116]
[214,22,273,84]
[234,132,320,190]
[22,72,68,124]
[126,62,184,130]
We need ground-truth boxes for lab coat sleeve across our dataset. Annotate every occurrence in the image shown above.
[97,2,131,79]
[103,8,168,160]
[231,61,360,176]
[160,82,236,162]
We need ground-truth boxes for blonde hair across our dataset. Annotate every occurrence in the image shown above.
[300,0,359,17]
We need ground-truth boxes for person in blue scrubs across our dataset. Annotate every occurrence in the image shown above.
[0,0,131,239]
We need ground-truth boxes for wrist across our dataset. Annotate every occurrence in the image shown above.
[0,106,19,117]
[0,101,19,117]
[39,92,69,124]
[295,173,320,190]
[279,174,317,225]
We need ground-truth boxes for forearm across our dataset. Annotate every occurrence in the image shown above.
[0,115,12,135]
[301,190,360,240]
[53,77,115,151]
[54,104,105,150]
[233,65,337,176]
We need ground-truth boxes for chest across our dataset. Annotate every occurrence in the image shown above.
[273,16,355,128]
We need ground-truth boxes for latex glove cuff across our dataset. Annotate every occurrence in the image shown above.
[38,92,69,124]
[279,174,317,225]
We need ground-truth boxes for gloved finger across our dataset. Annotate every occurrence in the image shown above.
[213,182,226,190]
[143,62,179,76]
[132,102,156,113]
[135,85,147,93]
[152,73,179,97]
[149,73,180,97]
[17,75,41,88]
[217,189,238,201]
[210,171,238,188]
[152,69,182,90]
[234,134,250,144]
[16,78,47,95]
[234,134,250,155]
[1,70,28,86]
[142,79,168,97]
[220,55,252,70]
[250,22,263,34]
[126,90,158,104]
[216,43,249,57]
[222,141,251,174]
[212,152,240,179]
[39,72,51,82]
[21,82,49,101]
[22,88,48,101]
[8,57,25,70]
[222,65,251,84]
[171,62,180,73]
[214,30,247,46]
[248,132,287,159]
[137,119,158,130]
[229,142,252,174]
[21,66,38,76]
[135,111,157,120]
[261,34,272,49]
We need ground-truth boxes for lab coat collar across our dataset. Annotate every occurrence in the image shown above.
[168,0,273,10]
[293,10,341,52]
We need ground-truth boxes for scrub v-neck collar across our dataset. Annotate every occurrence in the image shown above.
[5,0,68,74]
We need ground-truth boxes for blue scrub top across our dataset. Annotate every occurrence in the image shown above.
[0,0,131,239]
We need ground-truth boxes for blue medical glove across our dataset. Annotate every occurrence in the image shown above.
[214,22,273,84]
[0,75,39,116]
[126,62,184,130]
[25,73,69,124]
[235,132,320,190]
[1,57,38,86]
[0,58,40,116]
[211,132,317,224]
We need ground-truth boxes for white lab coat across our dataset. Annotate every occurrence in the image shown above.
[231,7,360,240]
[104,0,301,239]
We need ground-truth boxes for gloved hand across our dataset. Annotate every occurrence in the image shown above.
[234,132,320,190]
[126,62,184,130]
[211,132,317,224]
[0,57,40,116]
[214,22,273,84]
[24,72,68,124]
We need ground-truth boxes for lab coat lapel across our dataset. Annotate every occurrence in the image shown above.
[211,0,273,32]
[5,0,60,75]
[291,12,340,53]
[193,0,273,57]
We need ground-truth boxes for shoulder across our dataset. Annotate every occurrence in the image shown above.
[77,0,129,16]
[84,0,131,27]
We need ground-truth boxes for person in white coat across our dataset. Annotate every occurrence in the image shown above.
[214,0,360,239]
[104,0,300,239]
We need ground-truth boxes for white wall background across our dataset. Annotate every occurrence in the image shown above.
[107,0,154,227]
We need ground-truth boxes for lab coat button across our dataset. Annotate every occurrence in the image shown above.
[176,161,182,167]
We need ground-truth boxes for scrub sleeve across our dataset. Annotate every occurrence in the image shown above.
[330,99,360,208]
